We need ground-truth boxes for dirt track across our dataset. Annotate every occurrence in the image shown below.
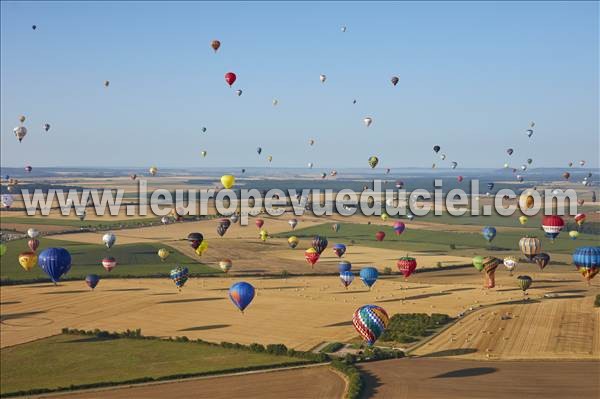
[359,358,600,399]
[39,365,345,399]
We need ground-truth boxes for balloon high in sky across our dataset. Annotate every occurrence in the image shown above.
[0,2,598,168]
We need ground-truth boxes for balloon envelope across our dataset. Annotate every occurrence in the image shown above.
[86,274,100,290]
[352,305,389,346]
[38,248,71,283]
[229,282,255,312]
[360,267,379,289]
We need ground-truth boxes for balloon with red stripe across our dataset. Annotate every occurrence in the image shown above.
[352,305,390,346]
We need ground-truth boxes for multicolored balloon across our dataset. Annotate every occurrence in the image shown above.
[311,236,328,255]
[482,257,501,288]
[38,248,71,283]
[482,226,497,243]
[397,256,417,280]
[86,274,100,290]
[569,230,580,240]
[352,305,389,346]
[287,236,299,249]
[18,251,38,271]
[572,246,600,283]
[542,215,564,240]
[359,267,379,289]
[305,248,320,267]
[333,243,346,258]
[534,253,550,270]
[519,236,541,260]
[219,259,232,273]
[170,266,189,290]
[28,238,40,252]
[503,256,518,275]
[102,256,117,272]
[368,156,379,169]
[288,218,298,230]
[392,221,405,235]
[229,282,255,312]
[340,271,354,289]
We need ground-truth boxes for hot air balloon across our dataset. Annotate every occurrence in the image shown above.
[457,175,464,183]
[575,213,586,226]
[102,232,116,248]
[216,224,228,237]
[201,127,207,133]
[319,74,326,83]
[363,117,373,127]
[542,215,564,240]
[130,174,137,181]
[229,282,255,312]
[472,256,484,272]
[170,266,189,290]
[219,259,232,273]
[272,99,278,106]
[25,165,32,173]
[392,221,405,236]
[287,236,299,249]
[368,156,379,169]
[236,89,243,96]
[526,129,533,138]
[563,172,570,180]
[225,72,237,87]
[433,145,440,153]
[332,223,340,233]
[360,267,378,289]
[18,115,26,123]
[195,240,208,256]
[43,123,50,132]
[161,216,171,225]
[451,161,458,169]
[255,219,264,229]
[407,213,415,221]
[259,229,268,242]
[0,194,10,209]
[27,228,40,238]
[503,256,518,275]
[517,275,532,293]
[482,257,501,288]
[211,40,221,52]
[158,248,170,262]
[397,256,417,280]
[304,248,320,268]
[533,253,550,270]
[572,246,600,283]
[333,243,346,258]
[288,218,298,230]
[579,160,586,167]
[352,305,389,346]
[38,248,71,283]
[311,236,328,254]
[220,174,235,189]
[104,80,110,87]
[18,252,37,271]
[380,213,389,222]
[0,244,7,257]
[487,183,495,191]
[14,126,27,142]
[187,232,204,250]
[86,274,100,290]
[395,180,404,189]
[28,238,40,252]
[440,154,446,161]
[101,256,117,272]
[569,230,579,240]
[338,261,352,274]
[201,150,207,158]
[149,166,158,176]
[506,148,514,156]
[482,226,497,243]
[267,155,273,162]
[519,236,541,260]
[519,216,528,225]
[391,76,399,86]
[257,147,262,155]
[340,271,354,289]
[375,231,385,241]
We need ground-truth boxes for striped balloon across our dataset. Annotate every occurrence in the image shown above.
[229,282,255,312]
[517,275,532,292]
[533,253,550,271]
[572,246,600,283]
[352,305,390,346]
[338,261,352,273]
[359,267,379,289]
[170,266,189,290]
[541,215,565,241]
[340,271,354,289]
[102,256,117,272]
[519,237,541,261]
[482,257,501,288]
[503,256,518,275]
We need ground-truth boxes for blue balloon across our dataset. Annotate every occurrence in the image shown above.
[338,261,352,273]
[482,226,497,243]
[360,267,379,289]
[229,282,255,312]
[487,183,495,191]
[573,246,600,268]
[38,248,72,283]
[333,243,346,258]
[85,274,100,290]
[340,271,354,288]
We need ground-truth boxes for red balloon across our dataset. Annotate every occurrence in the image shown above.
[255,219,264,229]
[397,256,417,280]
[457,176,464,183]
[28,238,40,252]
[225,72,237,87]
[375,231,385,241]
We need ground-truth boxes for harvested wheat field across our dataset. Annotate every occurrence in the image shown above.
[412,294,600,360]
[42,365,344,399]
[359,358,600,399]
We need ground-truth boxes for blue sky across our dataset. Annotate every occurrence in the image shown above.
[1,1,598,169]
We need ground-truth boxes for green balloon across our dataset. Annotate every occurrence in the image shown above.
[472,256,484,272]
[0,243,7,257]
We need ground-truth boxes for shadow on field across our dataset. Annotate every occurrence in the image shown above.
[432,367,497,378]
[238,269,267,273]
[106,288,149,292]
[421,348,478,358]
[158,297,224,304]
[150,292,177,296]
[536,279,579,283]
[323,320,353,328]
[496,298,541,305]
[42,290,88,295]
[0,310,46,322]
[358,368,383,399]
[545,294,585,299]
[0,301,21,305]
[496,288,520,292]
[549,289,587,294]
[59,336,117,344]
[22,284,58,289]
[179,324,231,331]
[379,292,450,302]
[260,286,304,290]
[425,273,474,278]
[443,287,476,293]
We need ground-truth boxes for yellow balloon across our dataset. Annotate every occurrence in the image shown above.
[287,236,299,248]
[569,230,579,240]
[149,166,158,176]
[201,151,207,157]
[195,240,208,256]
[18,251,38,271]
[381,213,389,221]
[519,216,528,225]
[157,248,170,261]
[220,174,235,189]
[259,229,268,241]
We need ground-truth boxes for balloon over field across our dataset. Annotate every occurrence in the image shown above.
[38,248,71,283]
[534,253,550,270]
[569,230,580,240]
[219,259,233,273]
[352,305,389,346]
[519,216,528,225]
[0,244,7,257]
[542,215,565,241]
[229,282,255,312]
[195,240,209,256]
[304,248,320,267]
[572,246,600,283]
[472,256,484,272]
[170,266,189,290]
[102,256,117,272]
[287,236,299,249]
[397,256,417,280]
[360,267,379,289]
[482,257,501,288]
[340,271,354,289]
[18,252,38,271]
[187,232,204,249]
[503,256,518,275]
[482,226,497,243]
[311,236,328,254]
[519,236,541,260]
[332,223,340,233]
[575,213,586,226]
[102,232,116,248]
[288,218,298,229]
[85,274,100,290]
[255,219,264,229]
[149,166,158,176]
[393,221,405,235]
[27,228,40,239]
[339,261,352,273]
[28,238,40,252]
[375,231,385,241]
[333,243,346,258]
[517,275,532,293]
[220,174,235,189]
[158,248,170,262]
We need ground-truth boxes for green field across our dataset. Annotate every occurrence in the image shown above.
[0,334,305,395]
[0,238,219,283]
[276,222,596,257]
[1,216,160,229]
